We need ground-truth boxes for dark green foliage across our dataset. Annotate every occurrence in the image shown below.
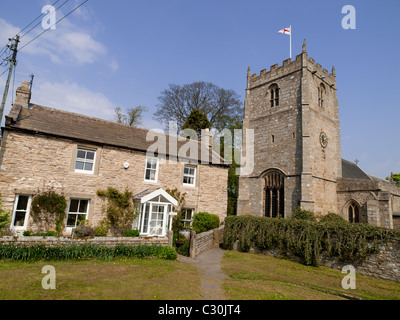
[292,207,316,221]
[0,243,177,262]
[73,225,96,238]
[319,212,348,224]
[182,109,212,137]
[192,212,220,234]
[223,215,400,267]
[96,188,139,236]
[177,240,190,256]
[0,195,10,234]
[30,191,67,235]
[124,229,140,237]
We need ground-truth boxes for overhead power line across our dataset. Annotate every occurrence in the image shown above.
[19,0,70,40]
[19,0,89,52]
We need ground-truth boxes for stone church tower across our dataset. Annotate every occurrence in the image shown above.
[237,40,342,218]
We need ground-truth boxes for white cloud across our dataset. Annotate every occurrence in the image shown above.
[31,81,116,121]
[0,14,107,66]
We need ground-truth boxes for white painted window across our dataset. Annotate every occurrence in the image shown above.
[11,195,32,231]
[183,165,196,186]
[75,147,96,174]
[181,208,194,228]
[144,157,159,182]
[66,199,89,228]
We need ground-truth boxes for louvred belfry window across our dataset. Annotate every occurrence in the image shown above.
[264,171,285,218]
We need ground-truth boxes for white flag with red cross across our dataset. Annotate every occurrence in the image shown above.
[278,26,291,35]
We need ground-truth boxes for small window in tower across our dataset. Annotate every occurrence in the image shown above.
[318,83,326,108]
[272,135,275,143]
[269,84,280,107]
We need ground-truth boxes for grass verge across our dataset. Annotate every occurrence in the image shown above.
[221,250,400,300]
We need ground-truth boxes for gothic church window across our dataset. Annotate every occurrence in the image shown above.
[348,201,360,223]
[264,171,285,218]
[318,83,326,108]
[269,84,280,107]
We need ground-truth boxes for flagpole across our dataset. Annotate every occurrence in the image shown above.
[290,25,292,59]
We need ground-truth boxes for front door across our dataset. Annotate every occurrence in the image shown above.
[149,204,167,236]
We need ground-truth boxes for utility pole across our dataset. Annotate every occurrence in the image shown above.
[0,35,20,138]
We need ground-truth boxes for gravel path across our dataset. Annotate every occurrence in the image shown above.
[178,247,228,300]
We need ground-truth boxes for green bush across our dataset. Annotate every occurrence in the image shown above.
[0,195,10,235]
[177,240,190,256]
[0,243,177,262]
[30,191,67,235]
[94,219,110,237]
[319,212,348,224]
[73,225,96,238]
[192,212,220,234]
[124,229,140,237]
[292,207,316,221]
[223,215,400,267]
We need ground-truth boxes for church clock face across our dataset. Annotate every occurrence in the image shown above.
[320,132,328,148]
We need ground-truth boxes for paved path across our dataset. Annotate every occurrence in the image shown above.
[178,248,228,300]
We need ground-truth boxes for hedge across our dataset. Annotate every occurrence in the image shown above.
[0,243,177,262]
[223,215,400,266]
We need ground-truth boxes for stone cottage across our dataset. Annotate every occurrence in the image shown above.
[0,82,229,236]
[237,40,400,230]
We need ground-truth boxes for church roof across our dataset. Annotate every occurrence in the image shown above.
[341,159,372,180]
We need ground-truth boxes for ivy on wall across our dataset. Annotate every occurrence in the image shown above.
[223,215,400,267]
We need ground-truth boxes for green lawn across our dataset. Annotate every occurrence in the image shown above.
[221,251,400,300]
[0,251,399,300]
[0,258,202,300]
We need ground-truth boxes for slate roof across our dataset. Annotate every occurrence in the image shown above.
[341,159,371,180]
[4,104,228,166]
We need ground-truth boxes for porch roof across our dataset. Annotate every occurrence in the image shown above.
[132,187,178,206]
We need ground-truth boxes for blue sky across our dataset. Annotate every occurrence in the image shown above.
[0,0,399,179]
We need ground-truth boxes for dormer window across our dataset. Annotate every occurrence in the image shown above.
[269,84,279,107]
[318,83,326,108]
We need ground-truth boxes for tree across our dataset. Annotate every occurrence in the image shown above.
[182,109,212,138]
[153,81,243,132]
[114,106,148,127]
[386,173,400,186]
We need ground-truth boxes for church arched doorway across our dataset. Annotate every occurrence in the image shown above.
[264,170,285,218]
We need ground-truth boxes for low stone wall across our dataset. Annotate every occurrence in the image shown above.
[239,240,400,283]
[189,226,224,258]
[0,236,169,247]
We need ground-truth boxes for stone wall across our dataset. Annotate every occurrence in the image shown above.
[0,235,169,247]
[189,226,224,258]
[236,240,400,283]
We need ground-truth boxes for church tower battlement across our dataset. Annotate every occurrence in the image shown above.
[238,40,342,218]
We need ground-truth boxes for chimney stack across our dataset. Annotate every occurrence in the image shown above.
[14,81,31,108]
[200,128,213,148]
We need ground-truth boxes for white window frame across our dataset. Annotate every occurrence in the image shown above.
[183,165,196,187]
[11,195,32,232]
[181,208,194,228]
[144,157,159,183]
[138,202,169,236]
[65,199,90,230]
[74,147,96,174]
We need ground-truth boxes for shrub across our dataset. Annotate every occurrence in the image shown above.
[124,229,140,237]
[177,240,190,256]
[96,188,139,236]
[94,219,110,237]
[0,243,177,262]
[292,207,316,221]
[73,225,96,238]
[192,212,220,234]
[23,231,32,237]
[319,212,348,224]
[30,191,67,235]
[223,215,400,267]
[0,194,11,235]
